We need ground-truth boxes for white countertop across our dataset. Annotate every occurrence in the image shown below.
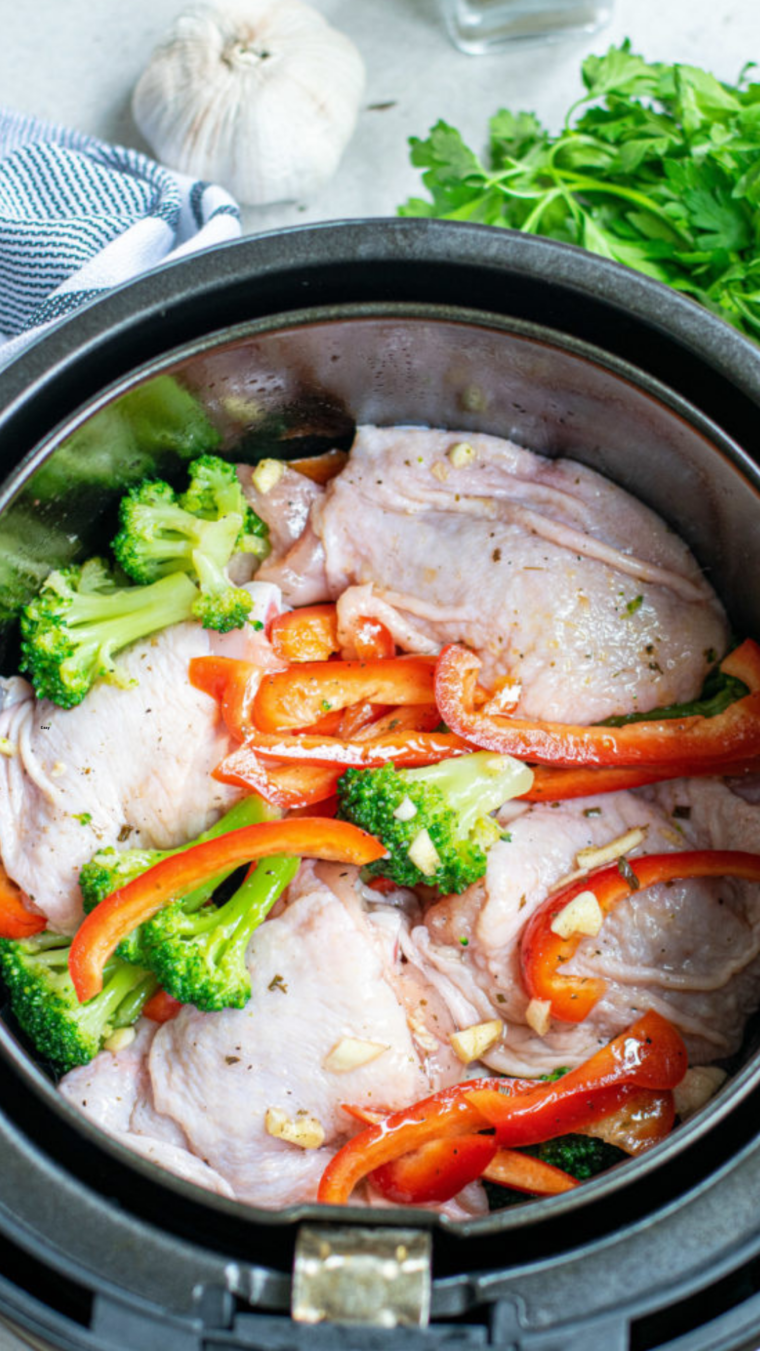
[0,0,758,238]
[0,1,758,1347]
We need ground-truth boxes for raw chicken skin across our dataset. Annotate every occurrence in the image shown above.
[406,780,760,1074]
[0,623,238,934]
[147,878,431,1207]
[59,1023,235,1198]
[252,426,728,721]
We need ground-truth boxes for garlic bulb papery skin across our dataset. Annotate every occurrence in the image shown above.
[132,0,366,206]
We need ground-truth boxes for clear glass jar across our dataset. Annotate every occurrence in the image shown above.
[440,0,613,54]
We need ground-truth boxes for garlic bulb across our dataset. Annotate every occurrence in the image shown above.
[132,0,365,205]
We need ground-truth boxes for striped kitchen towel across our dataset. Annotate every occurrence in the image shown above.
[0,107,241,370]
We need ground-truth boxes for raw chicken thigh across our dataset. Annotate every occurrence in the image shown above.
[405,780,760,1074]
[59,868,436,1208]
[245,426,728,721]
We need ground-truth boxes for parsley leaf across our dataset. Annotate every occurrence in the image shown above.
[398,42,760,341]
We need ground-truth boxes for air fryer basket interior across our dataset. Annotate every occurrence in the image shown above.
[3,223,760,1347]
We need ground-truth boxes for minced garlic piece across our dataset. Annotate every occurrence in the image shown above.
[103,1027,136,1053]
[407,828,441,877]
[525,998,552,1038]
[0,737,17,758]
[407,1011,439,1053]
[575,826,647,873]
[252,458,285,495]
[450,1019,504,1064]
[430,461,449,483]
[673,1066,727,1120]
[393,795,418,822]
[50,761,68,778]
[447,441,476,469]
[264,1107,325,1149]
[322,1037,389,1073]
[550,890,604,939]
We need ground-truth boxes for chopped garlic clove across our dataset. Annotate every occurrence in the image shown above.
[450,1019,504,1064]
[525,998,552,1038]
[550,890,604,939]
[252,459,286,495]
[265,1107,325,1149]
[0,737,17,758]
[393,795,418,822]
[447,441,476,469]
[575,826,647,873]
[407,828,441,877]
[322,1037,390,1073]
[673,1066,727,1119]
[103,1027,137,1054]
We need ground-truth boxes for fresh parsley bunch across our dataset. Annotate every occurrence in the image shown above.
[399,42,760,339]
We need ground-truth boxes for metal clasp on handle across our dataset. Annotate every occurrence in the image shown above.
[292,1224,431,1328]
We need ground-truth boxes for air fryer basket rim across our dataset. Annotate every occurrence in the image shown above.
[2,219,760,1348]
[2,296,760,1235]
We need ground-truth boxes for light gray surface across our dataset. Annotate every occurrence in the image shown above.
[0,0,758,235]
[0,1,758,1348]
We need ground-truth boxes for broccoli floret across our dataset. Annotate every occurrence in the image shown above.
[336,751,525,893]
[141,853,298,1011]
[18,558,198,708]
[78,796,275,967]
[0,932,157,1075]
[112,455,269,634]
[531,1134,627,1180]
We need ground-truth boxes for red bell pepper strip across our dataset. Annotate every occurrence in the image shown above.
[435,640,760,770]
[241,727,472,770]
[214,744,343,809]
[189,656,261,742]
[522,761,760,803]
[318,1012,683,1204]
[521,849,760,1023]
[289,449,348,484]
[142,988,184,1023]
[578,1087,675,1155]
[69,819,386,1004]
[465,1012,686,1153]
[338,701,390,739]
[482,1150,578,1196]
[0,864,45,939]
[253,656,437,732]
[270,605,340,664]
[352,618,396,661]
[370,1132,498,1205]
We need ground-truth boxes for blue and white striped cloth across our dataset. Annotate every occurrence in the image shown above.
[0,108,241,370]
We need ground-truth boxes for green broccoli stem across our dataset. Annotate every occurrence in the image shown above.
[78,960,157,1038]
[183,852,299,958]
[164,793,281,912]
[402,752,524,837]
[64,571,198,667]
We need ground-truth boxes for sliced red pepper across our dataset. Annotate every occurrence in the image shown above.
[269,605,340,664]
[435,641,760,769]
[69,819,386,1004]
[0,864,45,939]
[370,1132,498,1205]
[352,618,396,661]
[521,849,760,1023]
[318,1012,683,1204]
[482,1150,578,1196]
[578,1087,675,1155]
[522,760,760,802]
[289,449,348,484]
[189,656,261,742]
[214,745,343,809]
[338,701,390,739]
[254,656,437,732]
[241,726,472,769]
[142,988,184,1023]
[466,1012,686,1153]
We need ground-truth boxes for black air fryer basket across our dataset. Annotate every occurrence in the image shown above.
[2,221,760,1351]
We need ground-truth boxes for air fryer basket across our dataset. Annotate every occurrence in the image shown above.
[2,221,760,1351]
